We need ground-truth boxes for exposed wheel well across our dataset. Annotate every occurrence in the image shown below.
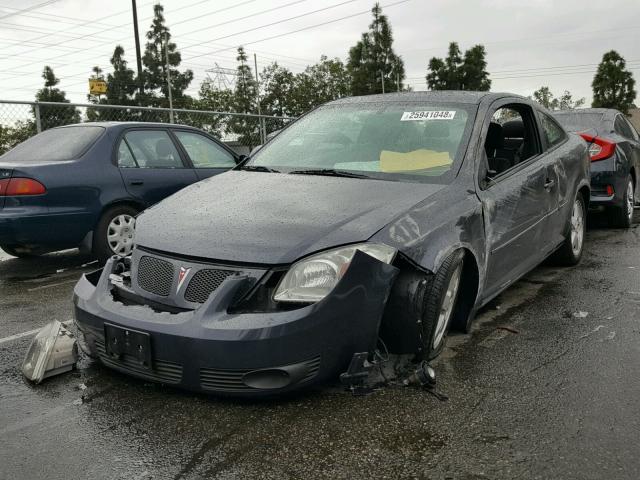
[379,248,480,353]
[578,185,590,209]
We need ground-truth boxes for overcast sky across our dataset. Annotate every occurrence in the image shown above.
[0,0,638,107]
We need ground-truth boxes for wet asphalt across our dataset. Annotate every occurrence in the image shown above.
[1,211,639,480]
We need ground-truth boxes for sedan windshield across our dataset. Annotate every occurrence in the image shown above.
[248,103,475,184]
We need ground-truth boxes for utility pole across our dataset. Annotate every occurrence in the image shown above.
[131,0,144,98]
[381,71,385,94]
[164,32,174,123]
[397,71,400,92]
[254,53,265,144]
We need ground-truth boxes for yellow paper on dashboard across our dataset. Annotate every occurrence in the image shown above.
[380,149,452,172]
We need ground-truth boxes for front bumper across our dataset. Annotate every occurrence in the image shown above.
[73,253,398,396]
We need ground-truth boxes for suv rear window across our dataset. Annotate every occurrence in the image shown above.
[0,126,104,162]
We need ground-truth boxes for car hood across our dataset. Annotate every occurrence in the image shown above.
[134,170,445,265]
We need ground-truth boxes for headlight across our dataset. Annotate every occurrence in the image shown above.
[273,243,396,303]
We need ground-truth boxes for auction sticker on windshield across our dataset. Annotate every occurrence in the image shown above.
[401,111,456,121]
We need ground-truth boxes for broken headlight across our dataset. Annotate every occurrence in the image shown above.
[22,320,78,383]
[273,243,396,303]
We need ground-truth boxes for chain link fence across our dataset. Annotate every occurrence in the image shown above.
[0,100,296,155]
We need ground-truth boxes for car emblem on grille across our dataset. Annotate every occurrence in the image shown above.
[177,266,191,293]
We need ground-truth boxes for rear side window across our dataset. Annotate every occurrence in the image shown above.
[121,130,184,168]
[540,113,566,148]
[615,115,636,140]
[0,126,104,162]
[174,131,236,168]
[117,141,137,168]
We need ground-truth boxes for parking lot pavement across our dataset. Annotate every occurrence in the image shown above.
[1,213,639,480]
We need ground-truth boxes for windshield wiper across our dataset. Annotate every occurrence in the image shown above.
[239,165,281,173]
[288,168,369,179]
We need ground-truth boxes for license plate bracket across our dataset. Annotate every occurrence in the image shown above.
[104,323,152,370]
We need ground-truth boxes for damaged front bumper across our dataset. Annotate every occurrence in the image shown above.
[73,252,398,396]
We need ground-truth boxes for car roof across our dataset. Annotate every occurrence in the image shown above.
[53,122,202,130]
[326,91,522,106]
[553,108,621,119]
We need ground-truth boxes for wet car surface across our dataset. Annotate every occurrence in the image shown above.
[2,210,639,479]
[72,92,591,395]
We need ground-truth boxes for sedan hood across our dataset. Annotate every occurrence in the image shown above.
[134,171,445,265]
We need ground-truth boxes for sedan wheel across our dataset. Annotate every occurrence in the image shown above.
[432,263,463,350]
[107,214,136,256]
[92,205,139,262]
[570,198,585,257]
[608,176,635,228]
[552,193,586,266]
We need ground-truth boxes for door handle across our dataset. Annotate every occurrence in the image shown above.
[129,180,144,186]
[544,178,555,190]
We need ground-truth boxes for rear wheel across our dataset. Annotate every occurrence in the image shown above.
[92,205,138,262]
[418,250,465,360]
[608,176,634,228]
[552,193,586,266]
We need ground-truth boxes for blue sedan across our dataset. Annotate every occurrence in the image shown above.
[0,122,240,260]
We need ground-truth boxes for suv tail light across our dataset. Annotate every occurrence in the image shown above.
[579,133,616,162]
[0,178,47,196]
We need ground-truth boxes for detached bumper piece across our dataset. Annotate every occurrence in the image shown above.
[73,252,398,397]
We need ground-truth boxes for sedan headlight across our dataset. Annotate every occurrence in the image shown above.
[273,243,397,303]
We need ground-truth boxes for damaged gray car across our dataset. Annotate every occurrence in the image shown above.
[73,92,590,396]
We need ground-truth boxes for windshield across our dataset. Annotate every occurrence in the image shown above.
[553,112,605,133]
[249,103,475,184]
[0,125,104,162]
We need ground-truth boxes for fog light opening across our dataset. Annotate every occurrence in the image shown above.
[242,369,291,390]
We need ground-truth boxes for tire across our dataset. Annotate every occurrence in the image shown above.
[607,176,634,229]
[552,192,586,266]
[418,250,465,360]
[0,245,42,258]
[92,205,138,262]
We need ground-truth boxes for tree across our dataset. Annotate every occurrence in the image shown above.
[426,42,491,91]
[35,66,80,130]
[0,120,36,154]
[592,50,636,114]
[294,56,351,114]
[347,3,404,95]
[196,79,234,137]
[227,47,259,148]
[260,62,297,117]
[531,86,585,110]
[140,3,193,108]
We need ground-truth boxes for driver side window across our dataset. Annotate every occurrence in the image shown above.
[484,104,540,177]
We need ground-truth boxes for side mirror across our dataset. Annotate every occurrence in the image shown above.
[236,154,250,166]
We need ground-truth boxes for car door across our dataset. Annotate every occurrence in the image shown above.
[615,115,640,202]
[477,100,559,301]
[116,128,199,207]
[171,129,237,181]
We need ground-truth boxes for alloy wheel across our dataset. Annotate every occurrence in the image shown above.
[107,214,136,256]
[626,180,634,223]
[570,198,585,257]
[432,263,463,349]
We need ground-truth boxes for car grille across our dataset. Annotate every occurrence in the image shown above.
[184,268,238,304]
[199,356,321,392]
[137,255,175,297]
[95,339,183,384]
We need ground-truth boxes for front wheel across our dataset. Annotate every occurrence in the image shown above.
[419,250,465,359]
[552,193,586,266]
[92,205,138,262]
[608,176,634,228]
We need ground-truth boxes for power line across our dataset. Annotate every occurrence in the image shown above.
[0,0,60,21]
[183,0,413,62]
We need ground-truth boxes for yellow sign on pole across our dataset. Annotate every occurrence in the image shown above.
[89,79,107,95]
